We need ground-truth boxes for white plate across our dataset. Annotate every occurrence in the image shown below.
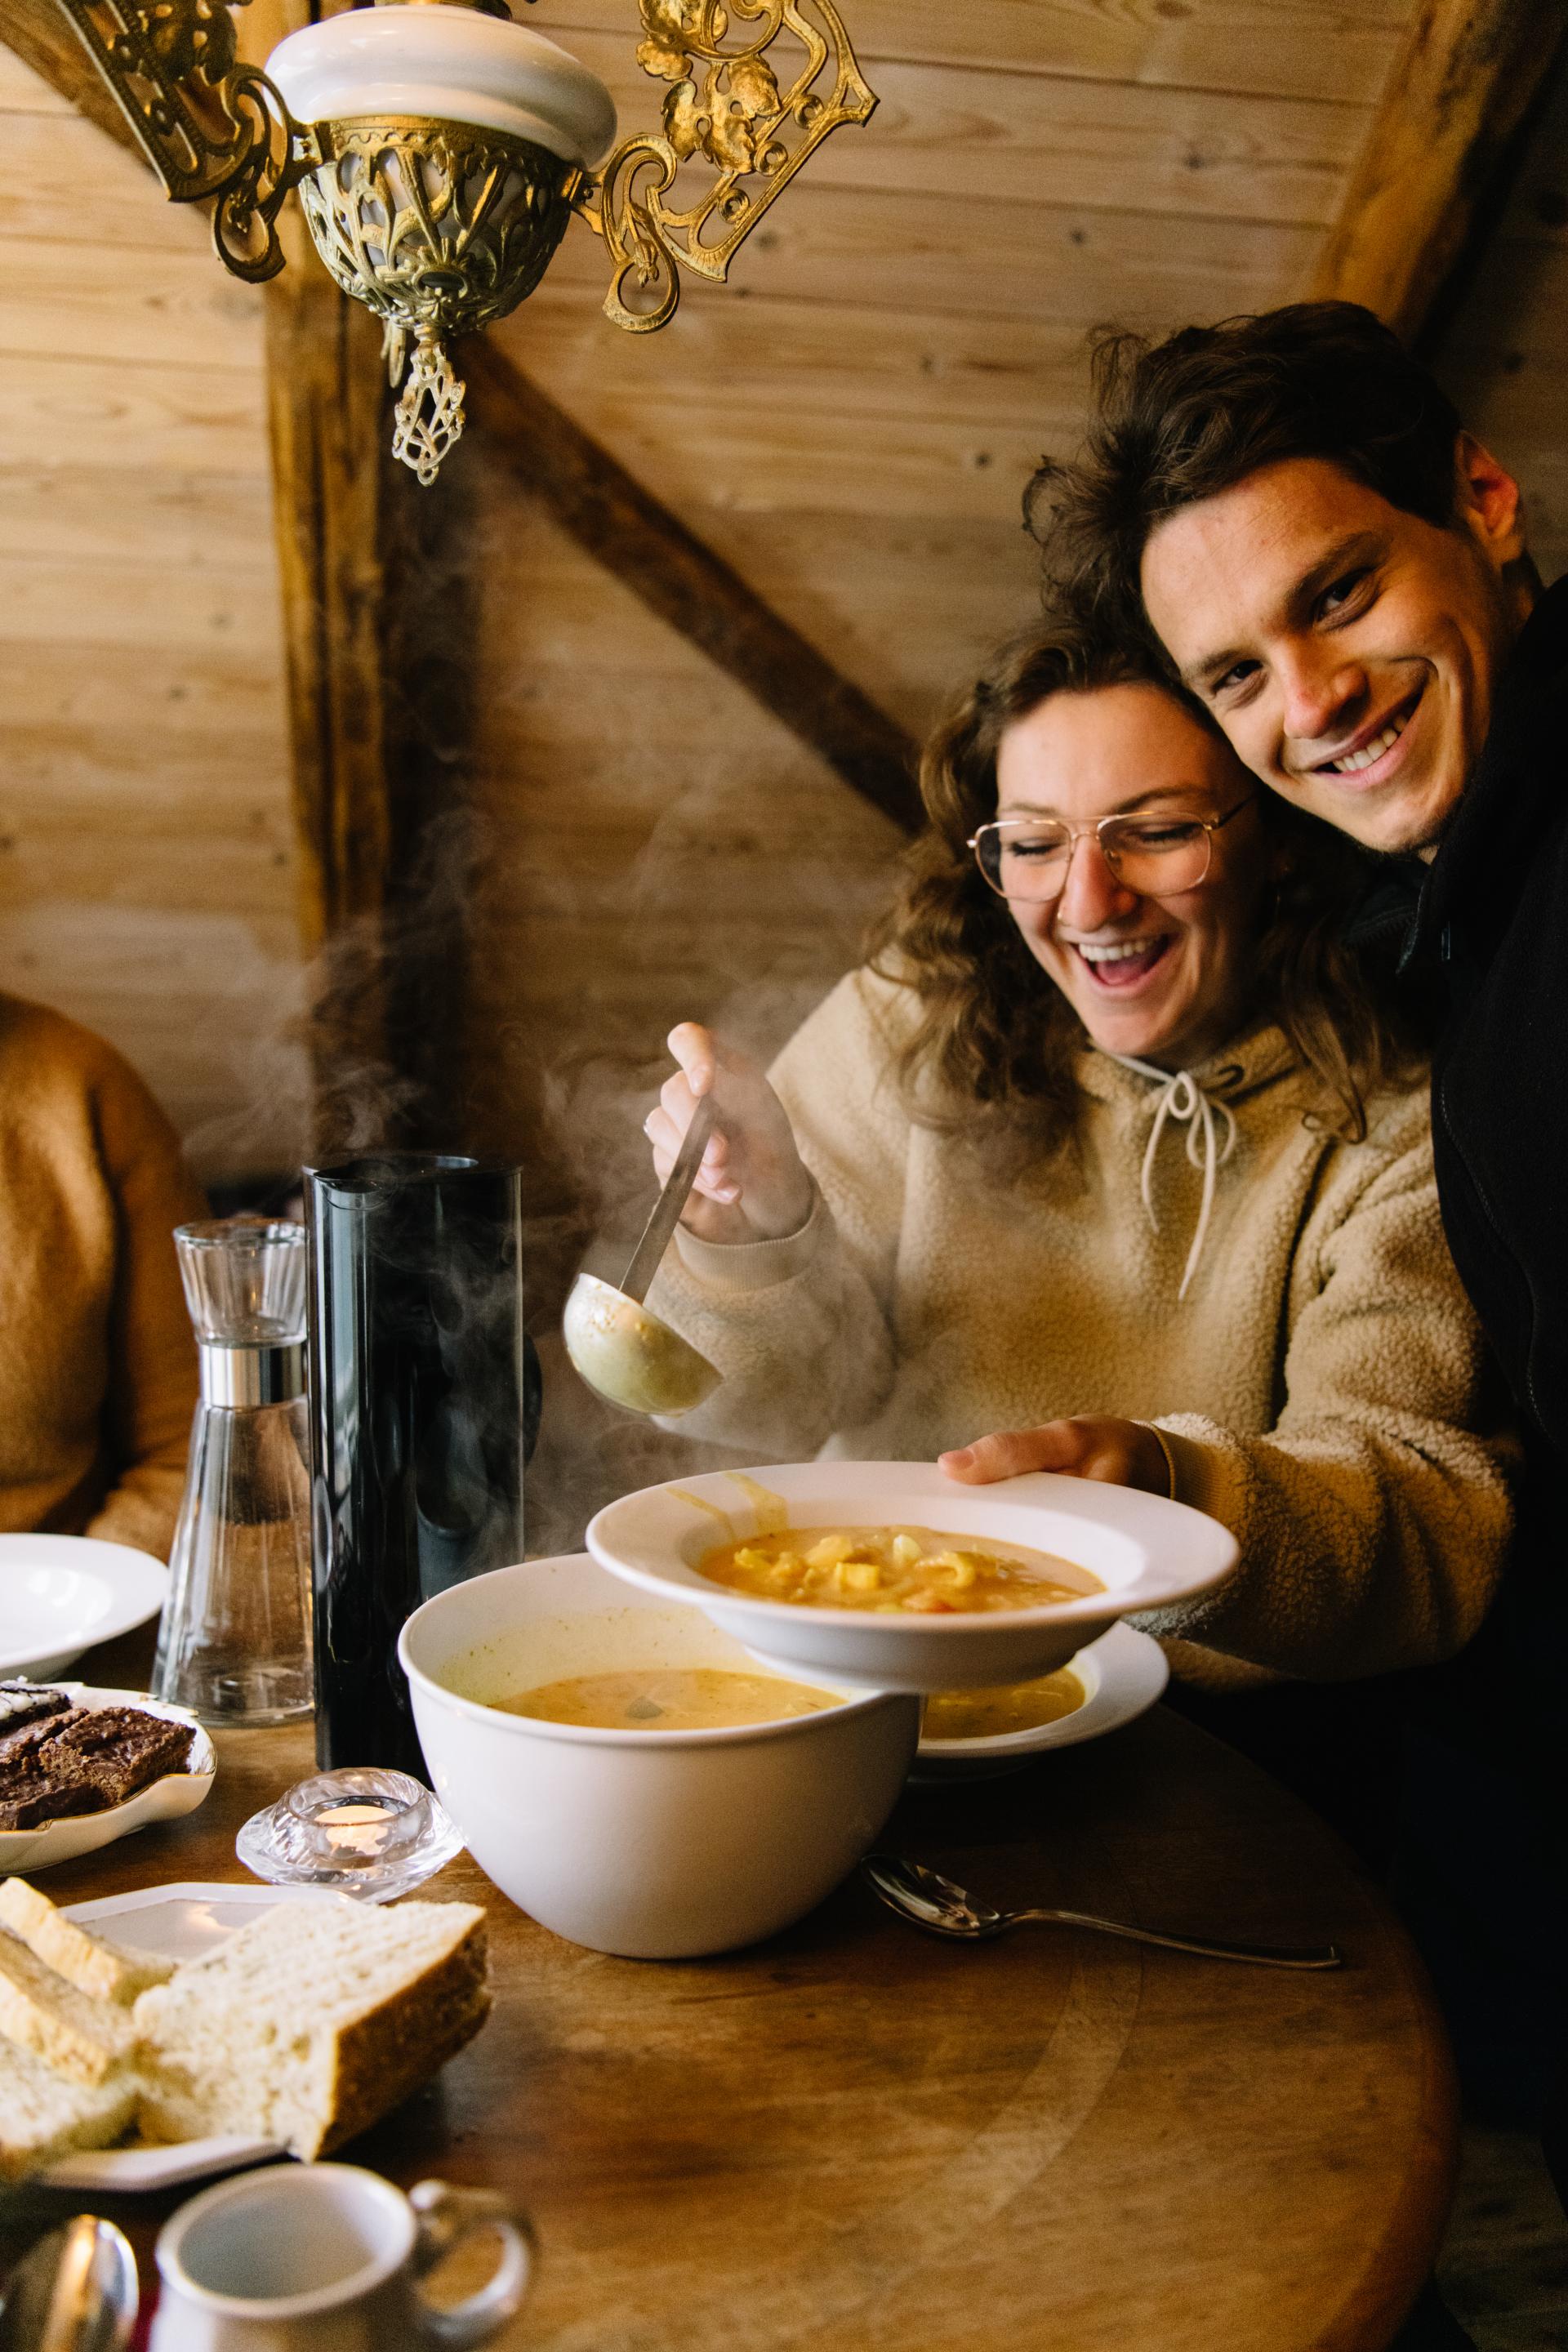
[586,1462,1236,1695]
[910,1621,1169,1783]
[0,1686,215,1872]
[0,1535,169,1678]
[42,1883,352,2190]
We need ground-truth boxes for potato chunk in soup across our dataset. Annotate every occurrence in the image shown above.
[696,1525,1094,1615]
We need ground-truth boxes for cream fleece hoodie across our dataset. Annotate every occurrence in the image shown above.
[648,968,1516,1687]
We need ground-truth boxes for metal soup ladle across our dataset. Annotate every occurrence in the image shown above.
[564,1095,723,1418]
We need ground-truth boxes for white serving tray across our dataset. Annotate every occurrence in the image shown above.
[0,1686,215,1872]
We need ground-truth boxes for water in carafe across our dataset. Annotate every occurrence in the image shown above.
[153,1217,314,1725]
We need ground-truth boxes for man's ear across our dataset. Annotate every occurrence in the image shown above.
[1455,430,1528,572]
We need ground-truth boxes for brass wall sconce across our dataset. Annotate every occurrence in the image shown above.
[42,0,876,481]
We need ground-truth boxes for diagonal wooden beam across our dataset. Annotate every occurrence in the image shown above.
[0,0,142,150]
[459,336,923,835]
[1311,0,1568,341]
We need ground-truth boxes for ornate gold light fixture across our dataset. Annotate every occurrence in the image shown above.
[44,0,875,481]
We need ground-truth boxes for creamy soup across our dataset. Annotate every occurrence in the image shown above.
[922,1668,1086,1742]
[696,1525,1095,1615]
[491,1667,842,1731]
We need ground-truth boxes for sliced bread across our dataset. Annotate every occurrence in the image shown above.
[0,1925,134,2083]
[136,1898,489,2159]
[0,1878,175,2005]
[0,2034,138,2183]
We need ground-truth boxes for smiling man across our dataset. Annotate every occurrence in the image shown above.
[1030,307,1567,2286]
[1031,301,1558,1486]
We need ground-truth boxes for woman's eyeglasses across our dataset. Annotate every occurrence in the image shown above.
[968,796,1255,904]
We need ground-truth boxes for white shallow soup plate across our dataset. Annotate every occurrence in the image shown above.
[586,1462,1237,1695]
[400,1555,920,1960]
[0,1534,169,1677]
[910,1621,1169,1785]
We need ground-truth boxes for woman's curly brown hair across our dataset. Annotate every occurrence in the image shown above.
[867,613,1416,1160]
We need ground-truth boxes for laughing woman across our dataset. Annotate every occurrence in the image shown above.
[639,616,1515,1701]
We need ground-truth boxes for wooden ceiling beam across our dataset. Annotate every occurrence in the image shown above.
[0,0,144,149]
[1311,0,1568,341]
[460,336,923,836]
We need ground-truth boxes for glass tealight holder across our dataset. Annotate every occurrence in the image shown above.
[236,1766,463,1903]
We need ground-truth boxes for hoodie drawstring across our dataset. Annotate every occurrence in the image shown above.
[1107,1054,1237,1301]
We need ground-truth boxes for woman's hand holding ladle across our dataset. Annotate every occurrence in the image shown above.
[648,1024,814,1246]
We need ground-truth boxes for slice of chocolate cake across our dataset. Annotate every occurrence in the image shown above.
[0,1710,92,1772]
[0,1780,101,1833]
[43,1708,194,1805]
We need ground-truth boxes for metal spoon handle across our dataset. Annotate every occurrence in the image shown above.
[621,1094,717,1306]
[1018,1907,1342,1970]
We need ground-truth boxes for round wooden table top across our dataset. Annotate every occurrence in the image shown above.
[0,1636,1455,2352]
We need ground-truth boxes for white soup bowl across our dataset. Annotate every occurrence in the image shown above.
[399,1555,920,1959]
[586,1461,1237,1693]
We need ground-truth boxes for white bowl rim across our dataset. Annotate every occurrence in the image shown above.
[0,1535,170,1677]
[915,1621,1169,1757]
[586,1461,1236,1637]
[399,1559,911,1751]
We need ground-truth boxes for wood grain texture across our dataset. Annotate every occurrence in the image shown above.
[1312,0,1568,336]
[528,0,1410,105]
[0,1634,1457,2352]
[0,0,144,153]
[463,340,922,833]
[557,29,1367,225]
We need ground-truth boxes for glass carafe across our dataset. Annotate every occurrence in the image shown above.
[153,1218,314,1726]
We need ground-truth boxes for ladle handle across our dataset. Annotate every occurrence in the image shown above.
[621,1094,717,1306]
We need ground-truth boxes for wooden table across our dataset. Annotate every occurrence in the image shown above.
[0,1631,1455,2352]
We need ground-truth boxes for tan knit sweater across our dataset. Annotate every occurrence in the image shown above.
[648,969,1516,1686]
[0,996,205,1561]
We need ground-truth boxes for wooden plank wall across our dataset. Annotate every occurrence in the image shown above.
[2,0,1564,1527]
[0,42,302,1181]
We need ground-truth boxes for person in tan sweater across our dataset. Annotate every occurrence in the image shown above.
[641,618,1515,1690]
[0,995,205,1561]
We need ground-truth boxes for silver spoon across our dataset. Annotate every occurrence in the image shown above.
[864,1855,1343,1970]
[563,1094,722,1418]
[0,2216,138,2352]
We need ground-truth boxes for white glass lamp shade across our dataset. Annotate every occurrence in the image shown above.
[265,7,618,168]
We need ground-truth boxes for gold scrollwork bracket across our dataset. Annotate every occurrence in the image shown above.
[51,0,316,283]
[574,0,876,334]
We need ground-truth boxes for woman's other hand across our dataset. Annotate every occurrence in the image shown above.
[939,1417,1170,1496]
[647,1023,814,1245]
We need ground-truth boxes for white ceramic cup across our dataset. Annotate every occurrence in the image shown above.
[149,2164,531,2351]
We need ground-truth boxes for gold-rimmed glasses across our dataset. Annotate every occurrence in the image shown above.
[969,796,1255,903]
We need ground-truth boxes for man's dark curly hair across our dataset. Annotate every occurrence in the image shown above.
[1027,302,1465,651]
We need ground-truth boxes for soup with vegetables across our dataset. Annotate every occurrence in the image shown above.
[696,1525,1094,1615]
[491,1667,841,1731]
[922,1669,1086,1741]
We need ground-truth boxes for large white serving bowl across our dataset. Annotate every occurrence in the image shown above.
[586,1462,1237,1695]
[399,1554,920,1959]
[0,1535,170,1678]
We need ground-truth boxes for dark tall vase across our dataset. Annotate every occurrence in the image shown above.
[304,1153,540,1775]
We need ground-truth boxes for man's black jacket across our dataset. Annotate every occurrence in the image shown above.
[1414,572,1568,1477]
